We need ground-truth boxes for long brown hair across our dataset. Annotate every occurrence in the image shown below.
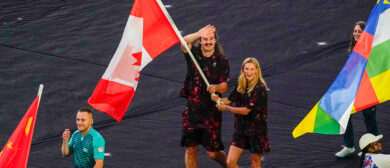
[348,21,366,53]
[237,57,269,94]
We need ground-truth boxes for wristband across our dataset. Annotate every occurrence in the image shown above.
[227,106,230,112]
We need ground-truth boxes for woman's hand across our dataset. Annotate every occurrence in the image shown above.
[216,103,228,111]
[210,93,219,102]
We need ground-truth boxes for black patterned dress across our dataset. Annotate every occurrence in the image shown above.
[228,83,270,154]
[180,46,230,151]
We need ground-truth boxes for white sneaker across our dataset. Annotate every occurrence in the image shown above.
[335,146,355,158]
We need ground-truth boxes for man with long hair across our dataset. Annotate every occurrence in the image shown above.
[180,25,230,168]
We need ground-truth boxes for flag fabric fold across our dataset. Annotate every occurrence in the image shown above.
[88,0,180,122]
[0,94,41,168]
[293,0,390,138]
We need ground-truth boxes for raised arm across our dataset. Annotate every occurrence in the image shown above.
[181,24,216,53]
[61,129,71,157]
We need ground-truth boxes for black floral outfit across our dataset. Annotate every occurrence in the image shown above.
[228,83,270,154]
[180,46,229,151]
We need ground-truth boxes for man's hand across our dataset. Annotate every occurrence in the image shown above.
[182,24,216,53]
[62,129,70,142]
[197,25,216,39]
[207,82,228,94]
[207,85,218,93]
[61,129,71,157]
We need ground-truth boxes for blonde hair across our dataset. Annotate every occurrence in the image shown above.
[237,57,269,94]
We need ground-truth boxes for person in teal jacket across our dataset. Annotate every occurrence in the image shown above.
[62,108,105,168]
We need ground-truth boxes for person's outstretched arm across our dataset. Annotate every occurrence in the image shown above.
[216,103,251,115]
[211,94,232,105]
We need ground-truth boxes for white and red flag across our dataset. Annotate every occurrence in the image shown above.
[88,0,180,122]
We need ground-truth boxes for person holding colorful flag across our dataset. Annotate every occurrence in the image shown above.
[61,108,105,168]
[292,0,390,150]
[335,21,379,158]
[180,24,230,168]
[214,57,270,168]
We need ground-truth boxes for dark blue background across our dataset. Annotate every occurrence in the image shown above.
[1,0,388,167]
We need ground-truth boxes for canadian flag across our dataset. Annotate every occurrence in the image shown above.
[88,0,180,122]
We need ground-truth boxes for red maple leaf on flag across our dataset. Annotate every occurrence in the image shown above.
[88,0,180,122]
[111,44,141,84]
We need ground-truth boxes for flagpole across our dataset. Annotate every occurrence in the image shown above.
[37,84,44,107]
[156,0,211,87]
[22,84,43,167]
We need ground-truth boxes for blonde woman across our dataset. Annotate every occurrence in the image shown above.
[214,57,270,168]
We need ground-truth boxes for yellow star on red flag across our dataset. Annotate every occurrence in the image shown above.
[0,91,41,168]
[6,142,13,149]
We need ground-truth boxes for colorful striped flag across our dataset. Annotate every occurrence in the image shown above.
[88,0,180,122]
[293,0,390,138]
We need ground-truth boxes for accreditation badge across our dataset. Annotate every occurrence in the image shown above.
[98,147,104,153]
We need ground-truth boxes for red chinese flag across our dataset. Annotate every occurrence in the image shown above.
[0,96,40,168]
[88,0,180,122]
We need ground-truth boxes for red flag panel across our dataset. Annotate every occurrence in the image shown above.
[88,79,135,122]
[353,31,374,59]
[353,70,379,111]
[0,96,39,168]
